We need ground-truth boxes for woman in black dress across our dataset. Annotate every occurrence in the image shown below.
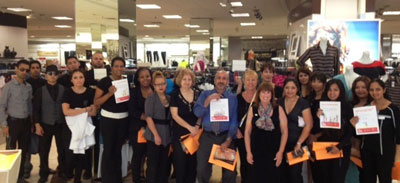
[244,82,288,183]
[296,67,312,99]
[170,68,199,183]
[279,78,313,183]
[236,69,258,183]
[62,70,97,183]
[129,67,153,183]
[306,73,327,183]
[316,79,354,183]
[94,57,129,183]
[350,79,400,183]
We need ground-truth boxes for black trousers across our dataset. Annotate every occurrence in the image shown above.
[146,141,170,183]
[131,139,146,183]
[83,116,100,177]
[39,123,65,179]
[172,139,196,183]
[309,160,323,183]
[280,142,303,183]
[146,51,152,63]
[63,123,90,183]
[161,52,166,65]
[100,116,128,183]
[153,51,159,61]
[235,138,250,183]
[196,132,237,183]
[318,148,350,183]
[7,117,30,178]
[361,149,395,183]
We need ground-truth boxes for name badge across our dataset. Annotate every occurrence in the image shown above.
[378,115,391,120]
[298,116,305,127]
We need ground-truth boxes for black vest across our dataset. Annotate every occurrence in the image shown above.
[41,84,65,125]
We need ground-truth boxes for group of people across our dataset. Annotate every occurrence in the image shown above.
[0,54,399,183]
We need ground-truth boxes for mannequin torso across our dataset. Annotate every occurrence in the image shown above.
[319,37,328,56]
[343,65,359,89]
[359,51,374,64]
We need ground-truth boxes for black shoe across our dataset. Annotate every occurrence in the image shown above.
[17,178,29,183]
[48,168,56,174]
[22,172,30,179]
[83,171,92,180]
[38,177,47,183]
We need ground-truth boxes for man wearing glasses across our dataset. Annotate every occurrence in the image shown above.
[0,59,33,183]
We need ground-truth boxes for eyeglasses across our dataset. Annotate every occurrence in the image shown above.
[46,71,58,76]
[19,68,29,73]
[154,82,166,87]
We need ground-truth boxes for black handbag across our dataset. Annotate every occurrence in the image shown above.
[29,133,40,154]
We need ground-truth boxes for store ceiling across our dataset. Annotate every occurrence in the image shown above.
[0,0,399,42]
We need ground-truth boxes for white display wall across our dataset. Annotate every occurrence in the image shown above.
[137,42,189,66]
[0,25,28,58]
[28,43,76,66]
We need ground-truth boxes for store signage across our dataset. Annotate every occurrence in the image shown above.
[37,51,58,57]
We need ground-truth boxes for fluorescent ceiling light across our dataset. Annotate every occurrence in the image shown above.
[252,36,263,39]
[219,2,227,7]
[143,37,154,40]
[7,8,32,12]
[120,18,135,22]
[383,11,400,15]
[196,30,209,33]
[231,13,250,17]
[54,25,71,28]
[202,33,210,35]
[52,16,73,20]
[240,22,256,26]
[184,24,200,28]
[30,35,35,38]
[163,15,182,19]
[144,24,160,28]
[230,2,243,7]
[136,4,161,9]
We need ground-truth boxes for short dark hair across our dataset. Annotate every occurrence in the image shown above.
[17,59,30,67]
[310,73,327,84]
[283,78,300,92]
[66,56,78,65]
[323,79,347,102]
[111,57,125,67]
[29,60,41,69]
[261,62,275,73]
[134,67,152,86]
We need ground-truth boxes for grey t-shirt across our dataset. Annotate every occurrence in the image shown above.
[144,93,171,147]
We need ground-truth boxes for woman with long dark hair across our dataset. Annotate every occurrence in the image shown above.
[129,67,153,183]
[296,67,312,99]
[316,79,354,183]
[279,78,313,183]
[244,82,288,183]
[350,79,400,183]
[94,57,129,183]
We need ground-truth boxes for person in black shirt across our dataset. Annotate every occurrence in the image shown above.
[316,79,354,183]
[296,67,312,99]
[84,52,110,88]
[94,57,129,183]
[235,69,258,183]
[129,67,153,183]
[33,65,66,183]
[62,70,96,183]
[278,78,313,183]
[24,60,46,179]
[350,79,400,183]
[58,56,80,88]
[306,73,327,183]
[170,69,199,183]
[260,63,283,99]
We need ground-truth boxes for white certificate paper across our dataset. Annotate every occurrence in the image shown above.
[353,106,380,135]
[94,68,107,80]
[232,60,246,71]
[320,101,341,129]
[210,98,229,122]
[112,79,130,103]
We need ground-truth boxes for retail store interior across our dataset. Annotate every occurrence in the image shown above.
[1,0,400,182]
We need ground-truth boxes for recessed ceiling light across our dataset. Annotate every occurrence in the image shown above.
[7,8,32,12]
[230,2,243,7]
[54,25,72,28]
[202,33,210,35]
[251,36,263,39]
[231,13,250,17]
[66,35,72,37]
[136,4,161,9]
[162,15,182,19]
[120,18,135,22]
[219,2,227,7]
[184,24,200,28]
[30,35,35,38]
[52,16,73,20]
[143,37,154,40]
[144,24,160,28]
[240,22,256,26]
[382,11,400,15]
[196,30,209,33]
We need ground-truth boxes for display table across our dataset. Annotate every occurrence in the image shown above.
[0,150,21,183]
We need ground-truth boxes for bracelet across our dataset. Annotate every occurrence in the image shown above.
[296,142,301,146]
